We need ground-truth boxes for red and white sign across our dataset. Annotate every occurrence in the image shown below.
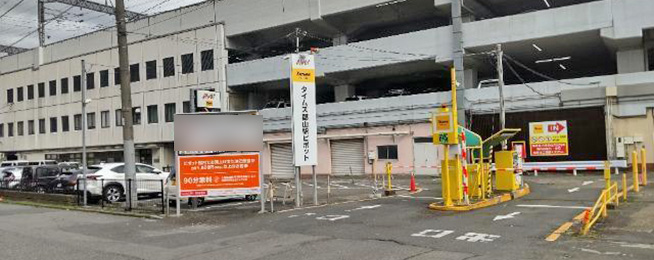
[177,153,261,197]
[529,120,569,157]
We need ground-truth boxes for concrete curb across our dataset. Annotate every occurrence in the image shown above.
[428,184,531,211]
[0,199,163,219]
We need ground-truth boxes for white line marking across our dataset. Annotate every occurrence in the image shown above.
[582,181,594,186]
[516,204,589,209]
[613,242,654,250]
[397,195,442,200]
[411,229,454,239]
[316,215,350,221]
[456,232,501,243]
[493,212,521,221]
[568,187,580,193]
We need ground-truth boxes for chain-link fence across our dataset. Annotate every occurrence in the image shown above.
[76,178,165,214]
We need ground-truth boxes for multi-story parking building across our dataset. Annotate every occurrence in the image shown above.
[1,0,654,178]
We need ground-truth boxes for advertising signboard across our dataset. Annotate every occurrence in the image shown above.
[529,120,569,156]
[196,90,220,109]
[290,53,318,166]
[177,153,261,197]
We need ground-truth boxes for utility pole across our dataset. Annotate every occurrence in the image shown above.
[496,44,507,149]
[451,0,466,126]
[115,0,137,210]
[81,60,88,206]
[38,0,45,47]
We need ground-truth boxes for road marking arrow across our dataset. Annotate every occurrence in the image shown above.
[568,187,580,193]
[582,181,594,186]
[493,212,521,221]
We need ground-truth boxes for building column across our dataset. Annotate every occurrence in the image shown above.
[333,34,348,46]
[216,23,230,111]
[617,48,646,74]
[464,69,478,89]
[334,84,355,102]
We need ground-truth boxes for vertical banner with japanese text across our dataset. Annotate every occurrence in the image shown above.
[290,53,318,166]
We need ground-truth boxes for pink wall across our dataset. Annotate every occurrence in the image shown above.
[262,122,433,176]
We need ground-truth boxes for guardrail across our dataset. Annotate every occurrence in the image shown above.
[524,160,628,176]
[580,150,649,235]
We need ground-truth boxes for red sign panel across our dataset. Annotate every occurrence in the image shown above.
[177,153,261,197]
[530,143,569,156]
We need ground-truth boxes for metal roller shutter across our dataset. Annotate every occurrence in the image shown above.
[271,143,294,179]
[331,139,365,176]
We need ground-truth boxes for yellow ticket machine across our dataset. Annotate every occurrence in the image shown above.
[495,150,519,191]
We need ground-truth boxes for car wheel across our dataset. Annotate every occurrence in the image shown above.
[103,185,124,203]
[188,197,205,207]
[245,195,257,201]
[35,186,46,194]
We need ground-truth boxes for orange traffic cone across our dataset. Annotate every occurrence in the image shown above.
[410,171,417,192]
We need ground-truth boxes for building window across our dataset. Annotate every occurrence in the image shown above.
[27,120,34,135]
[16,87,23,102]
[73,76,81,92]
[49,80,57,96]
[0,123,4,137]
[183,101,191,113]
[38,119,45,134]
[100,70,109,87]
[201,50,214,71]
[50,117,58,133]
[6,89,13,103]
[130,63,140,82]
[181,53,194,74]
[74,114,82,131]
[132,107,141,125]
[115,109,123,126]
[17,121,23,136]
[164,103,176,122]
[146,60,157,80]
[27,85,34,99]
[87,113,96,129]
[38,83,45,98]
[61,116,69,132]
[7,123,13,137]
[61,78,69,94]
[377,145,398,160]
[163,57,175,77]
[101,110,110,128]
[114,67,120,85]
[86,72,95,89]
[147,105,158,124]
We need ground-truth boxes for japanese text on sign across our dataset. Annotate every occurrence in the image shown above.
[529,120,569,157]
[177,153,261,197]
[291,53,318,166]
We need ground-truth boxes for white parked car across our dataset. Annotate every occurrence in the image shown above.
[79,163,170,203]
[165,172,257,207]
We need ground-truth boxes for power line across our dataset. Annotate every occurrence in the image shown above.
[503,54,598,87]
[0,5,75,53]
[0,0,26,20]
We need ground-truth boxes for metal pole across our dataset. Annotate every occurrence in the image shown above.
[81,59,88,206]
[175,153,181,216]
[115,0,137,210]
[312,165,318,205]
[295,28,300,53]
[451,0,466,125]
[295,166,301,207]
[496,44,506,150]
[259,152,266,213]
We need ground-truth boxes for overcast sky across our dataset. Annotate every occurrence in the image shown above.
[0,0,206,50]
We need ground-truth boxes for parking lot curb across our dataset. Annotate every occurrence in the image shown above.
[428,184,531,211]
[0,200,163,219]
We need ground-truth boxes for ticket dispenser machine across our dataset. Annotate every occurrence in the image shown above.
[495,150,519,191]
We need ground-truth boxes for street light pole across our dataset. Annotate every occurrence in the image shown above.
[81,59,88,206]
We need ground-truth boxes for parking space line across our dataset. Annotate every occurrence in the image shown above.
[546,222,573,242]
[516,204,588,210]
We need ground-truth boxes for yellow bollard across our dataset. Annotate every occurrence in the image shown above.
[386,162,392,190]
[622,173,628,201]
[443,145,453,207]
[604,161,611,200]
[633,151,640,193]
[641,148,647,186]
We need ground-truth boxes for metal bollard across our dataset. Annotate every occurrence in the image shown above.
[604,161,611,201]
[632,151,640,193]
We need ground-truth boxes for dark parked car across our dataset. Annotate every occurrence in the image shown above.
[19,166,80,193]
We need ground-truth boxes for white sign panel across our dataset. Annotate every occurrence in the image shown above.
[290,53,318,166]
[196,90,220,109]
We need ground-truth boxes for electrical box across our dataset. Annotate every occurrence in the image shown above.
[615,137,626,158]
[624,136,634,145]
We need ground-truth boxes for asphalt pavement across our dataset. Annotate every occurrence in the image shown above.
[1,173,653,259]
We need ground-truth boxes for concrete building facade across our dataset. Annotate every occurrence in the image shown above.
[2,0,654,175]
